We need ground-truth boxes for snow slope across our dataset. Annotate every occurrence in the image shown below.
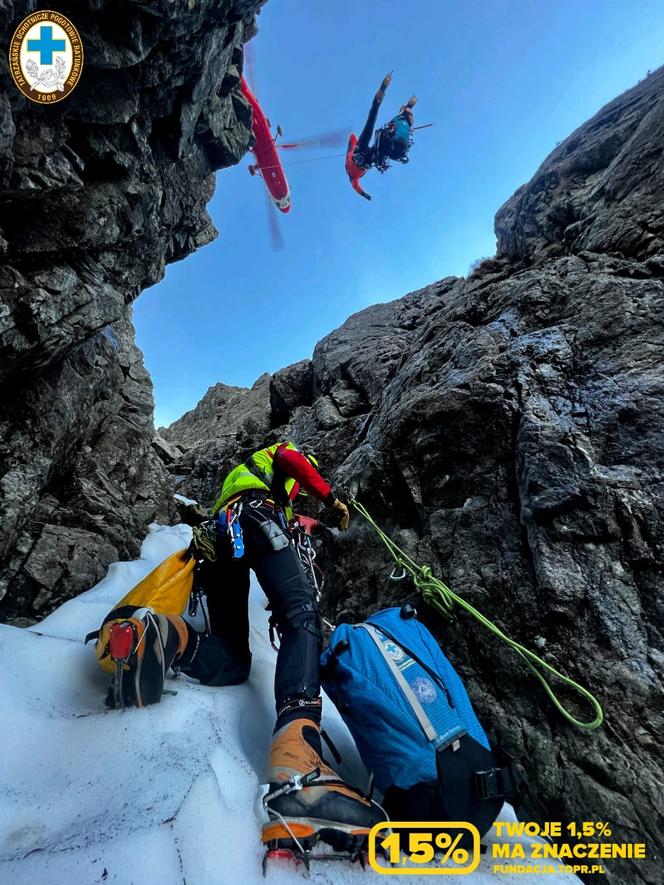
[0,523,579,884]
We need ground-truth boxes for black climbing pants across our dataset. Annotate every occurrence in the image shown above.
[356,95,382,162]
[189,501,322,721]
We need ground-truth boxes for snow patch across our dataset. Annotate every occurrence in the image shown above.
[0,524,578,884]
[174,493,198,507]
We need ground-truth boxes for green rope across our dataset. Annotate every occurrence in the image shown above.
[350,499,604,731]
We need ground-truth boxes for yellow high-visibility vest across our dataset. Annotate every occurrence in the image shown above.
[212,442,299,515]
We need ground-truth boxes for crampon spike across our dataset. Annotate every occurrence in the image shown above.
[262,835,370,877]
[112,660,125,710]
[108,622,135,661]
[263,847,310,877]
[268,849,295,861]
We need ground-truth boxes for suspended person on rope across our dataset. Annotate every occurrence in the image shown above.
[90,442,383,856]
[345,71,417,200]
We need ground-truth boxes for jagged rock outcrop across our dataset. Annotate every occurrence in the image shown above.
[1,315,171,615]
[496,69,664,261]
[161,373,273,504]
[167,68,664,883]
[269,358,313,426]
[0,0,264,620]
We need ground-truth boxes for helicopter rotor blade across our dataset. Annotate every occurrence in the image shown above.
[278,128,350,151]
[263,183,285,251]
[244,41,258,93]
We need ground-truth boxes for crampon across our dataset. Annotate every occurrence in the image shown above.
[261,768,376,876]
[107,621,140,710]
[104,611,178,709]
[262,834,369,877]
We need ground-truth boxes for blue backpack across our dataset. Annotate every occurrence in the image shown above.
[320,605,516,837]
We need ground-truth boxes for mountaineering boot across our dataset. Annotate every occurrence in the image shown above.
[105,610,189,709]
[262,718,383,858]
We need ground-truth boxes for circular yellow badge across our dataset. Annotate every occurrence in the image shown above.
[9,10,83,104]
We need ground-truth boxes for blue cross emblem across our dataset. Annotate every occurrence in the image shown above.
[27,26,66,65]
[384,641,404,661]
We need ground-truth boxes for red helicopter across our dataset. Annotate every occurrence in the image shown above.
[241,75,292,214]
[240,49,432,247]
[240,51,347,248]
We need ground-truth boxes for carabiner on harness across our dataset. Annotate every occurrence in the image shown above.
[217,502,245,559]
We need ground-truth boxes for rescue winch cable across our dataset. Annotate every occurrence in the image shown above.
[349,498,604,731]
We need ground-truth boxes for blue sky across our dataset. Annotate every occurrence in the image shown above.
[134,0,664,428]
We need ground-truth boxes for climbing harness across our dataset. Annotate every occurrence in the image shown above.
[371,124,414,172]
[349,498,604,731]
[246,500,290,552]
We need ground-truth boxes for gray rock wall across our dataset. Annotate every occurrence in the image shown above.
[0,0,264,619]
[167,68,664,883]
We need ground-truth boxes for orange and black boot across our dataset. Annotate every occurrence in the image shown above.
[105,610,190,709]
[262,718,383,867]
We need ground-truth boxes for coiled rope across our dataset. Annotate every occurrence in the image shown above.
[350,498,604,730]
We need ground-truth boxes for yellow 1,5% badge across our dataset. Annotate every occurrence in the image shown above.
[369,822,481,874]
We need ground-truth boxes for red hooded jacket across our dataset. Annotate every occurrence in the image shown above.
[273,444,335,505]
[345,134,371,201]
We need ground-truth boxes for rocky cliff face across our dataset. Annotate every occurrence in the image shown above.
[166,68,664,883]
[162,372,273,505]
[0,0,264,620]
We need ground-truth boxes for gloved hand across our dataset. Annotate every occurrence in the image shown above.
[332,499,350,531]
[362,191,372,201]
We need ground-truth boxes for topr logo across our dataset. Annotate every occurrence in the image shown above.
[412,676,437,704]
[9,10,83,104]
[383,641,406,663]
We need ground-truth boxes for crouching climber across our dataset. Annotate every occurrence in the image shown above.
[88,441,382,855]
[88,546,248,708]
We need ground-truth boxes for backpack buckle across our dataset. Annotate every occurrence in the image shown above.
[474,768,500,800]
[474,765,515,801]
[263,767,321,804]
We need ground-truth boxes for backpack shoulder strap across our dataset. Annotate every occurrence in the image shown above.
[366,621,452,701]
[360,623,440,744]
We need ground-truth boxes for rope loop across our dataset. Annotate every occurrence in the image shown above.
[349,498,603,731]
